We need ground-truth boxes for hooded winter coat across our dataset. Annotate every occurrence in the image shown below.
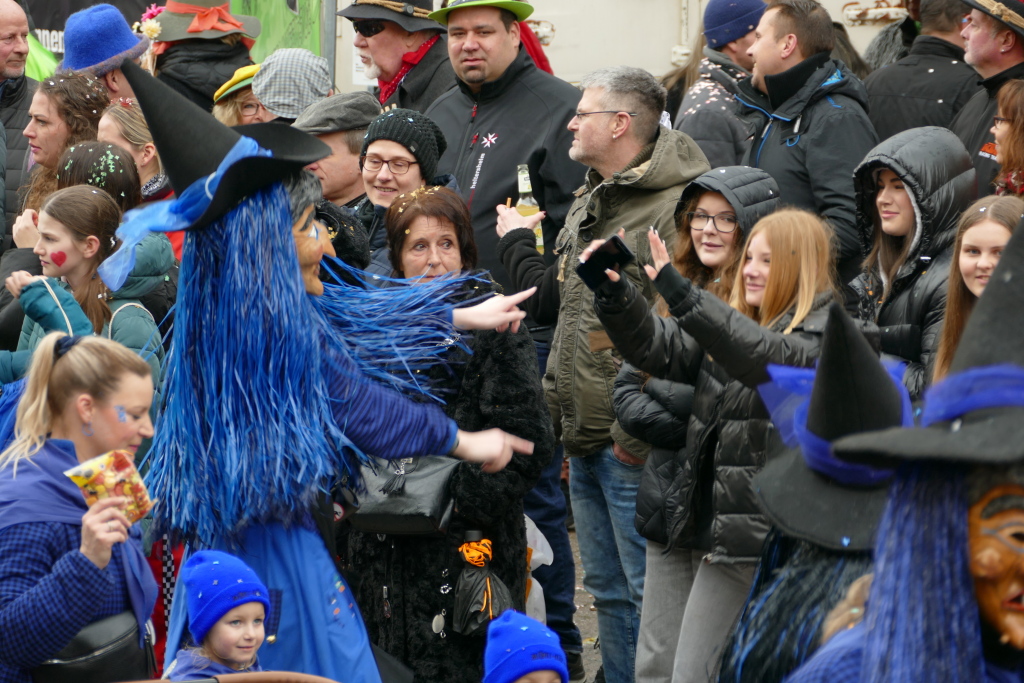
[347,278,550,683]
[674,48,751,169]
[616,166,780,545]
[156,40,254,113]
[735,53,878,287]
[543,127,709,459]
[596,271,838,563]
[850,126,975,400]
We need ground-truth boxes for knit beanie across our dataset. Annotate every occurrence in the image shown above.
[360,108,447,182]
[703,0,765,49]
[182,550,271,646]
[484,611,568,683]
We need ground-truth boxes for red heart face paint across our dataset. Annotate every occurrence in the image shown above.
[50,251,66,267]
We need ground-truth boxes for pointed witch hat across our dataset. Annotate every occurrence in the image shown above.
[835,214,1024,465]
[120,60,329,230]
[753,302,909,551]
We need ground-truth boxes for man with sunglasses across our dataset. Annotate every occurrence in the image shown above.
[338,0,455,114]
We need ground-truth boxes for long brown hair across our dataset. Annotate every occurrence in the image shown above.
[21,72,108,212]
[39,186,123,332]
[730,209,835,333]
[56,142,143,213]
[671,191,745,303]
[0,332,151,470]
[862,168,917,302]
[996,80,1024,194]
[933,195,1024,381]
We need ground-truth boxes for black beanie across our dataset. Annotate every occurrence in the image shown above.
[361,108,447,182]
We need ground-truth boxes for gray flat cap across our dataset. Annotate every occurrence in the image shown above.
[293,92,382,135]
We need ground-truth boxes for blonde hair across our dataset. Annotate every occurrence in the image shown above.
[213,86,251,127]
[729,209,835,333]
[101,99,162,174]
[0,333,152,470]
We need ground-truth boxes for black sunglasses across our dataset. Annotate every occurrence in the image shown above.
[353,19,386,37]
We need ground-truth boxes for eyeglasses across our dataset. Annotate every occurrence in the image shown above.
[361,156,418,175]
[353,19,386,37]
[994,115,1013,127]
[240,101,266,116]
[572,110,639,120]
[687,211,739,233]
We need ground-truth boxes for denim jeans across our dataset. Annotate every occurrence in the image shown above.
[570,444,647,683]
[527,337,583,653]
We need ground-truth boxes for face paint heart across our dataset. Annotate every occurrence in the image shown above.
[51,251,67,267]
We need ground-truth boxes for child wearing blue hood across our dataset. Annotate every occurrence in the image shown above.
[165,551,269,680]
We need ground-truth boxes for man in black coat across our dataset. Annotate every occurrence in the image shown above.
[735,0,878,290]
[0,0,29,239]
[865,0,981,140]
[338,0,455,114]
[951,0,1024,196]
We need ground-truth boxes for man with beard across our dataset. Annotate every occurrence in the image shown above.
[338,0,455,113]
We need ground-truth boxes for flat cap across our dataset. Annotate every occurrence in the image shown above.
[293,91,382,135]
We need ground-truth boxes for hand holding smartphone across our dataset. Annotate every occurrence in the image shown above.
[576,234,636,290]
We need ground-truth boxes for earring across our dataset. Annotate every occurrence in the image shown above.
[81,422,94,437]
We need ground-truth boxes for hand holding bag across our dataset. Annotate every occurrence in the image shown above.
[348,455,460,536]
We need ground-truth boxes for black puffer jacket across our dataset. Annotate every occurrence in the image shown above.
[2,75,33,234]
[619,166,780,544]
[850,126,974,400]
[156,40,253,112]
[597,274,836,563]
[347,279,550,682]
[674,48,750,169]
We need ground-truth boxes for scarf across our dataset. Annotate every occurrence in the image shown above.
[0,440,159,645]
[378,34,440,105]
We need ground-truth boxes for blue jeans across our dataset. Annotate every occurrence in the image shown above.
[571,445,647,683]
[527,337,583,653]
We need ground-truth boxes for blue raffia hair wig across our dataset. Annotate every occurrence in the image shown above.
[860,462,984,682]
[718,529,873,682]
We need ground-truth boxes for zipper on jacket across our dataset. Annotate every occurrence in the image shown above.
[453,103,479,182]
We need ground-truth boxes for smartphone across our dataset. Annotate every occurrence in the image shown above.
[575,235,636,290]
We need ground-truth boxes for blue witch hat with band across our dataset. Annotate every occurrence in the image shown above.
[835,214,1024,466]
[754,302,912,552]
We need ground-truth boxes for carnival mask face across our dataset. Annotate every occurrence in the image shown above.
[292,204,335,297]
[969,484,1024,649]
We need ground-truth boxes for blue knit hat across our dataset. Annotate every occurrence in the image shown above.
[703,0,765,49]
[182,551,271,646]
[484,611,568,683]
[63,4,149,76]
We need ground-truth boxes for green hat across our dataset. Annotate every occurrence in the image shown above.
[428,0,533,25]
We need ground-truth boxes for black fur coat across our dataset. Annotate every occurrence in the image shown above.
[347,284,552,682]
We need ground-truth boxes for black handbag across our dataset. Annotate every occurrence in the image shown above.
[348,455,460,536]
[32,611,155,683]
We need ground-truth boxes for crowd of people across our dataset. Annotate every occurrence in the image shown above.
[1,0,1024,681]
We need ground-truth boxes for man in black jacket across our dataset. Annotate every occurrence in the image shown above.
[865,0,981,140]
[425,2,586,680]
[735,0,877,290]
[0,0,29,238]
[951,0,1024,196]
[338,0,455,114]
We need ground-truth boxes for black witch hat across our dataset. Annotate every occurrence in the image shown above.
[753,302,908,551]
[835,215,1024,466]
[121,61,329,230]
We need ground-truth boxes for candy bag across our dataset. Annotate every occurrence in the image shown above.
[65,450,153,523]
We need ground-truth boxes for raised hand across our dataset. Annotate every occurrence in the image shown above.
[452,287,536,333]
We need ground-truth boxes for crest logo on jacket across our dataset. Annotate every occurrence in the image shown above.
[482,133,498,148]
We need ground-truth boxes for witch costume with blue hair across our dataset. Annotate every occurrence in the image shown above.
[104,61,524,682]
[785,217,1024,682]
[718,303,910,683]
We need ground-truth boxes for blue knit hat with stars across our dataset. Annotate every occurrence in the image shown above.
[703,0,765,49]
[182,550,271,645]
[484,610,568,683]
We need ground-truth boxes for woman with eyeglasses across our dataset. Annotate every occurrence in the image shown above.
[991,80,1024,196]
[611,166,780,681]
[353,108,459,276]
[850,126,975,400]
[212,65,266,127]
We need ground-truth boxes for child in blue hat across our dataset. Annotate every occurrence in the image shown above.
[484,611,568,683]
[164,550,271,680]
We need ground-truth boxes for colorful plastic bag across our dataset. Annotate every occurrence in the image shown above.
[65,450,153,523]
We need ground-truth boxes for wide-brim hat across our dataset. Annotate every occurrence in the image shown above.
[152,0,260,42]
[835,213,1024,466]
[121,60,328,230]
[428,0,534,25]
[62,4,150,76]
[960,0,1024,38]
[338,0,446,34]
[753,303,907,551]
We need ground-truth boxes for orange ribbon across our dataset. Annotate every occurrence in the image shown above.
[165,0,244,33]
